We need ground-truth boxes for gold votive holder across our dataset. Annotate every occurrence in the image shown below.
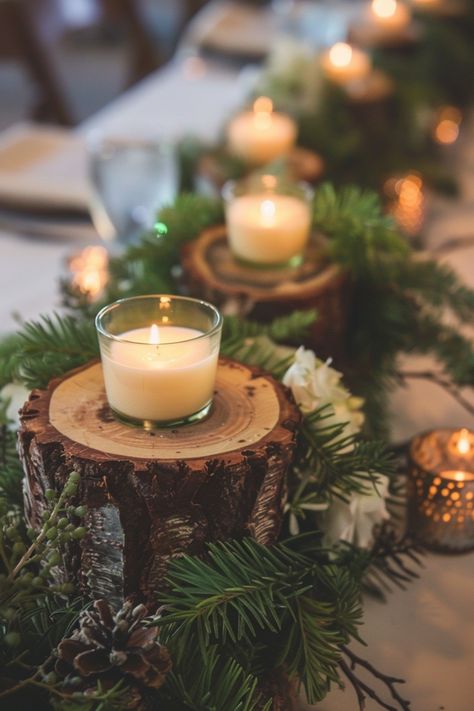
[408,428,474,552]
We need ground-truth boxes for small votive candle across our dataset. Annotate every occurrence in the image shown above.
[408,428,474,552]
[96,295,222,428]
[227,97,297,166]
[223,174,313,268]
[369,0,411,35]
[321,43,372,86]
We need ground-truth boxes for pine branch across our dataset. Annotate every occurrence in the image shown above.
[298,407,396,500]
[157,538,363,705]
[0,315,98,390]
[161,645,271,711]
[222,310,317,348]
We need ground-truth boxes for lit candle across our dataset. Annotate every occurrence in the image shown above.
[368,0,411,36]
[96,296,222,427]
[227,97,297,166]
[223,176,312,267]
[409,428,474,551]
[321,42,372,86]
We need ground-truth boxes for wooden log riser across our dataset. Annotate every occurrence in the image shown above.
[19,359,300,608]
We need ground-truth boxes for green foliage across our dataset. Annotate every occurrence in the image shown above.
[159,538,363,704]
[298,407,395,502]
[0,315,98,390]
[162,645,271,711]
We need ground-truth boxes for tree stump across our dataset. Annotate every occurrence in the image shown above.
[196,146,325,197]
[181,225,349,361]
[18,358,300,607]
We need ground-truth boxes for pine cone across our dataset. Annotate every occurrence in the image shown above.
[56,599,171,705]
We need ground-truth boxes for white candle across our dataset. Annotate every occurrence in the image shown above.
[368,0,411,36]
[226,192,311,266]
[227,97,297,165]
[321,43,372,86]
[101,324,219,423]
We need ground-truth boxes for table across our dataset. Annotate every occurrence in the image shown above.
[1,7,474,710]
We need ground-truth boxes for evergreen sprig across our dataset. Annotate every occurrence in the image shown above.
[159,538,363,704]
[0,315,98,390]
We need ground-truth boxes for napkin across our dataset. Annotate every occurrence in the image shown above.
[0,123,90,214]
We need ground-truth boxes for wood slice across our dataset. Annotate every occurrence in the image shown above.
[181,225,349,361]
[196,146,325,196]
[18,358,300,606]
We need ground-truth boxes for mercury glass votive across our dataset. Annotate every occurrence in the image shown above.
[408,428,474,552]
[95,295,222,428]
[223,174,313,269]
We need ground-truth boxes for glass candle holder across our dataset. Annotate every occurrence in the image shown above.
[95,295,222,428]
[408,428,474,552]
[223,174,313,269]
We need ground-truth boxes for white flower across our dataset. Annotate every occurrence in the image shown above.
[322,474,391,549]
[0,382,29,428]
[282,347,364,440]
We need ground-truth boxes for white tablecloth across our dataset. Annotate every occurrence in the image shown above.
[1,24,474,711]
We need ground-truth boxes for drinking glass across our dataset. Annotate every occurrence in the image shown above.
[88,133,178,247]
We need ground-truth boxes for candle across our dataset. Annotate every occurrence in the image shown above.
[96,295,222,427]
[223,176,313,268]
[368,0,411,36]
[408,428,474,551]
[227,97,297,166]
[321,43,372,86]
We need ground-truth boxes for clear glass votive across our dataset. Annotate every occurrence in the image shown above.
[95,295,222,428]
[408,428,474,552]
[222,174,313,269]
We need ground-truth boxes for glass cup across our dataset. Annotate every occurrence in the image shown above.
[95,295,223,428]
[222,173,313,268]
[87,133,178,247]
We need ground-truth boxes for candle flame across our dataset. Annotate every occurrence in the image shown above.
[329,42,353,68]
[457,429,471,455]
[454,470,466,482]
[372,0,397,18]
[149,323,160,345]
[260,199,276,225]
[253,96,273,115]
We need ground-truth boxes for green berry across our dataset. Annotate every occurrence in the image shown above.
[45,489,56,501]
[12,542,26,555]
[47,551,60,565]
[72,527,86,540]
[4,632,21,648]
[65,523,75,532]
[46,527,57,541]
[60,583,74,594]
[32,577,43,588]
[74,506,87,518]
[44,671,57,685]
[6,526,18,541]
[26,527,36,540]
[42,511,50,522]
[57,518,68,530]
[68,472,81,484]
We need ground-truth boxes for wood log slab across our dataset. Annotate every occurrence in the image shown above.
[196,146,325,196]
[181,225,349,361]
[18,358,300,606]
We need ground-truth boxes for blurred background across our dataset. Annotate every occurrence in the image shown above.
[0,0,207,129]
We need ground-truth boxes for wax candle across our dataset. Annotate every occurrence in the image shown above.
[96,296,222,427]
[408,428,474,551]
[223,176,313,267]
[368,0,411,36]
[227,97,297,165]
[321,43,372,86]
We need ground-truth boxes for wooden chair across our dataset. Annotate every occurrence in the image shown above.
[0,0,209,126]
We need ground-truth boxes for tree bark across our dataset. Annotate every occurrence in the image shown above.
[18,358,300,606]
[181,225,350,362]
